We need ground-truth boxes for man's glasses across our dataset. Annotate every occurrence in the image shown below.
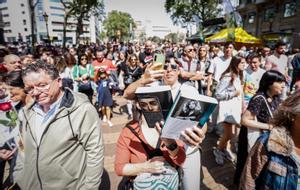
[163,63,178,71]
[24,79,57,94]
[188,49,196,53]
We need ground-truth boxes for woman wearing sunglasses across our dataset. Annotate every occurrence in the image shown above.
[73,54,95,102]
[119,54,143,119]
[121,57,206,190]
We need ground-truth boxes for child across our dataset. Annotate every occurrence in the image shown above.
[97,68,114,127]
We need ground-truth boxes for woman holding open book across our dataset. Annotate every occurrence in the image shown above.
[213,56,246,165]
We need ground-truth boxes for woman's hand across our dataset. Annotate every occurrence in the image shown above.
[181,126,206,147]
[0,148,16,160]
[142,156,165,174]
[141,63,164,85]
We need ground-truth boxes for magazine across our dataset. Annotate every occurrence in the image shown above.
[161,85,218,140]
[135,85,173,128]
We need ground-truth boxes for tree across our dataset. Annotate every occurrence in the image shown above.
[164,32,178,43]
[148,36,161,44]
[60,0,105,47]
[165,0,220,26]
[103,11,136,41]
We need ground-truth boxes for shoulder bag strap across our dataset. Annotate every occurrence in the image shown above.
[253,95,274,118]
[125,124,152,159]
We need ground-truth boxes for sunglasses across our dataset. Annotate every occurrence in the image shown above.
[163,63,178,71]
[188,49,196,52]
[81,58,87,61]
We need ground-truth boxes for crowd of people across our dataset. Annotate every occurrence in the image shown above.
[0,39,300,190]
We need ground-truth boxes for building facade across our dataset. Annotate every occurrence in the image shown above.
[0,0,102,45]
[237,0,300,48]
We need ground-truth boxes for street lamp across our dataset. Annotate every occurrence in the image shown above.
[42,12,50,45]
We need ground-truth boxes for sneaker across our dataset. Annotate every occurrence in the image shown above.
[102,116,107,122]
[213,148,225,165]
[222,149,234,161]
[108,120,113,128]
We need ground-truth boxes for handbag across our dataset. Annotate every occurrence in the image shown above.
[217,96,242,125]
[78,80,92,92]
[247,95,273,150]
[124,125,181,190]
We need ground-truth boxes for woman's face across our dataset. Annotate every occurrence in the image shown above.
[198,47,207,58]
[269,81,285,96]
[119,53,125,60]
[238,58,246,71]
[129,57,137,67]
[80,56,88,65]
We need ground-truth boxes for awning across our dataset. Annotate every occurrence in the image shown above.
[205,27,262,44]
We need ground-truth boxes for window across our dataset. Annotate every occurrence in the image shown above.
[24,28,27,32]
[23,19,26,25]
[4,21,10,26]
[4,29,12,33]
[7,37,16,42]
[51,13,64,18]
[284,2,297,17]
[50,0,61,2]
[0,7,8,11]
[248,13,255,24]
[264,7,275,21]
[50,6,64,10]
[22,11,25,14]
[0,0,7,4]
[20,3,24,7]
[2,13,9,17]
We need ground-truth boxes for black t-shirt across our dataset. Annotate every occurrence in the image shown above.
[247,92,281,123]
[139,51,153,65]
[120,64,143,86]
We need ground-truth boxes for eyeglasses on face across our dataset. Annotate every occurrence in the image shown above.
[188,49,196,53]
[163,63,178,71]
[24,79,57,94]
[81,57,87,61]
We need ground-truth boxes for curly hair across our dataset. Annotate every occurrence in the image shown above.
[271,90,300,131]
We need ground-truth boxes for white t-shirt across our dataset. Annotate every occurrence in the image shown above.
[266,53,288,75]
[208,56,232,82]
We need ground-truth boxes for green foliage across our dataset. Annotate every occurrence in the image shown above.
[103,11,136,40]
[165,0,220,25]
[60,0,105,45]
[164,32,178,43]
[147,36,162,44]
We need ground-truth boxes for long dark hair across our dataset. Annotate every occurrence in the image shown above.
[220,56,244,84]
[257,70,286,96]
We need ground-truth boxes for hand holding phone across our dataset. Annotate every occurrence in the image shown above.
[150,53,165,71]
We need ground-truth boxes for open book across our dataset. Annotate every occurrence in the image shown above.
[135,85,173,128]
[161,85,218,140]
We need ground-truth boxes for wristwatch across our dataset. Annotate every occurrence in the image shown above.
[165,143,178,151]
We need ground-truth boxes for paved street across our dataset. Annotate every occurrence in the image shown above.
[100,96,237,190]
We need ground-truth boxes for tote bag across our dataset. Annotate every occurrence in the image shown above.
[217,79,242,125]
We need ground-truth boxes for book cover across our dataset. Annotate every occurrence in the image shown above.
[161,85,218,140]
[135,85,173,128]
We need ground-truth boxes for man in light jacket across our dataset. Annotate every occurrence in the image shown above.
[14,62,104,190]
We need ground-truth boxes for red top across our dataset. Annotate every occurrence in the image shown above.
[114,122,186,176]
[92,59,116,81]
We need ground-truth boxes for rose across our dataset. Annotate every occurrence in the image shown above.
[0,102,12,112]
[0,64,8,73]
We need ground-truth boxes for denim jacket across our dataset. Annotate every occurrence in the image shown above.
[240,127,298,190]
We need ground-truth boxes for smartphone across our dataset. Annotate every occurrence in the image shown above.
[151,53,165,71]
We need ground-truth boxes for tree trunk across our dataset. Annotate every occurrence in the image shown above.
[76,16,83,45]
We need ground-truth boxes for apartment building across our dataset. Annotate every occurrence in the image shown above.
[0,0,102,45]
[237,0,300,48]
